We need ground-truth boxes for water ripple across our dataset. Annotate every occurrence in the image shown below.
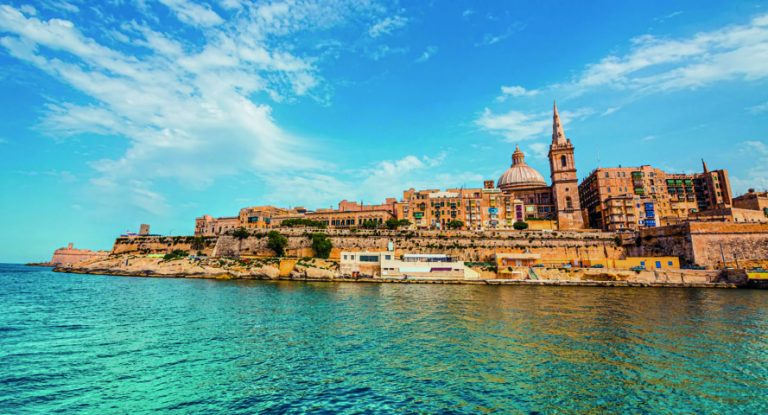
[1,264,767,414]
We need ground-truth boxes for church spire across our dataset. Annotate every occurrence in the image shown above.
[552,100,567,145]
[702,158,709,173]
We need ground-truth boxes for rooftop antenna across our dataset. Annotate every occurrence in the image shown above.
[596,147,600,168]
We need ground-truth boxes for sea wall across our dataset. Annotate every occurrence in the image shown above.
[633,222,768,268]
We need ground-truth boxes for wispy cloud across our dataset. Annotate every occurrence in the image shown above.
[730,141,768,194]
[496,85,539,101]
[369,15,408,38]
[415,45,437,63]
[476,107,594,141]
[654,10,683,23]
[0,1,394,213]
[462,9,474,18]
[261,154,482,207]
[748,101,768,114]
[475,23,525,47]
[601,106,621,116]
[159,0,224,27]
[559,13,768,95]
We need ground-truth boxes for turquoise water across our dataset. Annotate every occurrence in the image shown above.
[1,264,767,414]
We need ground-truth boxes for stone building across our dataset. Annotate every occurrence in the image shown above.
[578,161,733,231]
[495,102,585,229]
[733,189,768,216]
[394,184,528,230]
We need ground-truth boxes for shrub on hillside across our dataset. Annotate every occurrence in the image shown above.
[311,233,333,259]
[267,231,288,257]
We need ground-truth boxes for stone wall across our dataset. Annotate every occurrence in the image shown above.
[633,222,768,268]
[50,243,109,266]
[211,228,624,262]
[112,236,219,256]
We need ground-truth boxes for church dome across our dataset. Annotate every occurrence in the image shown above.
[497,146,547,190]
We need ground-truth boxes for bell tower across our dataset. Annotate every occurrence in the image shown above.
[548,101,584,229]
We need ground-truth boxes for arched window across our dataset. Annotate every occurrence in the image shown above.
[566,196,573,209]
[560,155,567,168]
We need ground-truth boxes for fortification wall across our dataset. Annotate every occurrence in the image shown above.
[634,222,768,268]
[212,228,624,262]
[110,228,624,262]
[111,236,219,256]
[50,246,109,266]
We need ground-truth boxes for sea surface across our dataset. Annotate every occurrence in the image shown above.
[1,264,767,414]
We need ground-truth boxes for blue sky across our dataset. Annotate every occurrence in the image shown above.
[1,0,767,262]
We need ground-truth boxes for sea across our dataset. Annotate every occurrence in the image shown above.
[1,263,766,414]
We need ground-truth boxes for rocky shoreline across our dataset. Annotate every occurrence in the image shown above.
[52,255,745,288]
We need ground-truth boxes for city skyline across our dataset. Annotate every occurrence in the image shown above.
[2,1,768,262]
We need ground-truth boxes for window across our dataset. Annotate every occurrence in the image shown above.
[560,155,567,167]
[384,255,392,260]
[566,196,573,209]
[360,255,379,263]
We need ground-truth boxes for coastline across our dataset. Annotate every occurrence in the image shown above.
[53,263,743,289]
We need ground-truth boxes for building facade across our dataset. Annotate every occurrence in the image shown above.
[494,102,585,229]
[578,161,733,231]
[733,189,768,216]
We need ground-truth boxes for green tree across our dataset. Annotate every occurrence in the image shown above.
[311,233,333,259]
[190,236,206,251]
[281,218,327,228]
[513,221,529,230]
[446,220,464,229]
[361,220,379,229]
[386,218,412,230]
[232,227,250,240]
[163,249,188,261]
[267,230,288,257]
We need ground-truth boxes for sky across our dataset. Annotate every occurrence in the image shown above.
[1,0,767,262]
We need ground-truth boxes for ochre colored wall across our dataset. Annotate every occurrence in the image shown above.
[635,222,768,268]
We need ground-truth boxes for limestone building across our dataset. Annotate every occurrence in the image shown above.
[733,189,768,215]
[578,161,733,230]
[495,102,585,229]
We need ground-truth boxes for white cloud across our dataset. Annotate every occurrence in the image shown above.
[748,101,768,114]
[368,44,408,61]
[159,0,224,27]
[601,106,620,116]
[0,2,394,214]
[369,15,408,38]
[476,107,593,141]
[561,13,768,95]
[475,23,524,47]
[654,10,683,23]
[415,45,437,63]
[496,85,538,101]
[259,154,482,207]
[527,142,549,159]
[730,141,768,194]
[462,9,474,18]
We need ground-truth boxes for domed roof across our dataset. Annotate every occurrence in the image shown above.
[497,146,547,190]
